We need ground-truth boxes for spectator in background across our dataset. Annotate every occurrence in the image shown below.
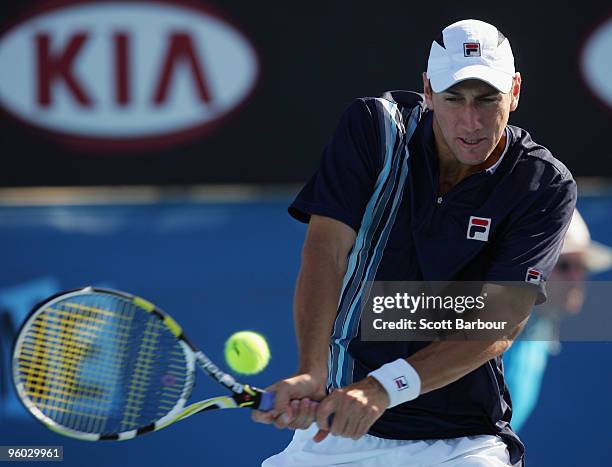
[504,209,612,431]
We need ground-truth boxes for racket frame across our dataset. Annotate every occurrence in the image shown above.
[12,287,274,441]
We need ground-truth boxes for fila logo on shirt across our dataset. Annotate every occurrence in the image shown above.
[464,42,481,57]
[394,376,409,391]
[467,216,491,242]
[525,268,543,284]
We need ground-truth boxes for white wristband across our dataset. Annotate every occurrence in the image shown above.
[368,358,421,408]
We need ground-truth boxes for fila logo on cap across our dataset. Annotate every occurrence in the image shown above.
[525,268,543,284]
[467,216,491,242]
[463,42,481,57]
[394,376,409,391]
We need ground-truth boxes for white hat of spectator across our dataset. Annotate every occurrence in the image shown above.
[561,209,612,274]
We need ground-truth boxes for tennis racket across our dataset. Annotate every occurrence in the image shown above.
[12,287,276,441]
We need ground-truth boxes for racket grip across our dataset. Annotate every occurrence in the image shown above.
[258,391,276,411]
[257,391,334,427]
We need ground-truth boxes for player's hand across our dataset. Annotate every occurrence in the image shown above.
[251,373,326,430]
[313,376,389,442]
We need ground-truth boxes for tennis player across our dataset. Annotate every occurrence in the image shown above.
[254,19,576,466]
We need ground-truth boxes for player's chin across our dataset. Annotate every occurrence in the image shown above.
[456,141,495,164]
[453,148,489,166]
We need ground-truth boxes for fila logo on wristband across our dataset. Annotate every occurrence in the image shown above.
[369,358,421,408]
[394,376,409,390]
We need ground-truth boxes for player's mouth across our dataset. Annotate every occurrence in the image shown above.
[457,137,486,148]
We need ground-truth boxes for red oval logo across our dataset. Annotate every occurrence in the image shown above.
[0,0,260,152]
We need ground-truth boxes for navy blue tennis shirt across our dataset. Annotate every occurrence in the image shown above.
[288,91,576,463]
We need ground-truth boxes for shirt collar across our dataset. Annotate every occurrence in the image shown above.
[485,127,510,174]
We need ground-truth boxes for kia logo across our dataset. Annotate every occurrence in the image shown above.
[0,0,260,151]
[581,17,612,110]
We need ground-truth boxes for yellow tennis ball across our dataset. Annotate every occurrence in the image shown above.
[224,331,270,375]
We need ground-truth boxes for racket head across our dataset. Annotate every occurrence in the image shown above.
[12,287,195,440]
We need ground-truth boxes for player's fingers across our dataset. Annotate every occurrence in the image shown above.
[342,410,364,439]
[354,403,384,439]
[251,408,276,424]
[315,395,341,435]
[314,399,332,432]
[273,402,294,429]
[305,400,319,428]
[319,394,349,437]
[353,415,373,440]
[289,398,316,430]
[329,409,349,437]
[282,399,301,429]
[284,399,302,429]
[271,381,293,416]
[313,428,330,443]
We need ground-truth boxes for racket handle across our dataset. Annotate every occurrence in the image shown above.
[258,390,276,411]
[257,391,334,426]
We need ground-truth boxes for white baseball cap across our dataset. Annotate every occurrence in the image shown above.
[427,19,516,93]
[561,209,612,274]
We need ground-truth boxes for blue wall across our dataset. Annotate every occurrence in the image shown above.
[1,195,610,466]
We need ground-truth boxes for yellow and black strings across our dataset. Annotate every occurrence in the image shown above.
[15,291,193,435]
[118,307,190,431]
[16,295,135,434]
[120,317,161,431]
[155,344,189,420]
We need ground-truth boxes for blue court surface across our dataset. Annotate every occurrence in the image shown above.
[0,191,610,466]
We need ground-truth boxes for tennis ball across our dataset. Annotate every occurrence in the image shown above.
[224,331,270,375]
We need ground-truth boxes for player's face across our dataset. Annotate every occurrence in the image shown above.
[423,74,521,166]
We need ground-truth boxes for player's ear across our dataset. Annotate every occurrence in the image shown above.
[509,72,521,112]
[422,72,434,109]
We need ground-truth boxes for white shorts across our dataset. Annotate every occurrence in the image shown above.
[262,424,512,467]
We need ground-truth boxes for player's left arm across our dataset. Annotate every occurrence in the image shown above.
[313,283,535,442]
[404,283,535,394]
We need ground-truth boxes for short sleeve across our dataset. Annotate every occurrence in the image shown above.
[485,174,577,304]
[288,99,381,232]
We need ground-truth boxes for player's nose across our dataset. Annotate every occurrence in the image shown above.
[458,103,484,133]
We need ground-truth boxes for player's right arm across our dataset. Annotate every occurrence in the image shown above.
[251,214,356,428]
[252,98,381,429]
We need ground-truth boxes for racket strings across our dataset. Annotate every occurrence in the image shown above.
[19,296,136,434]
[120,319,161,431]
[153,348,189,418]
[14,292,191,435]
